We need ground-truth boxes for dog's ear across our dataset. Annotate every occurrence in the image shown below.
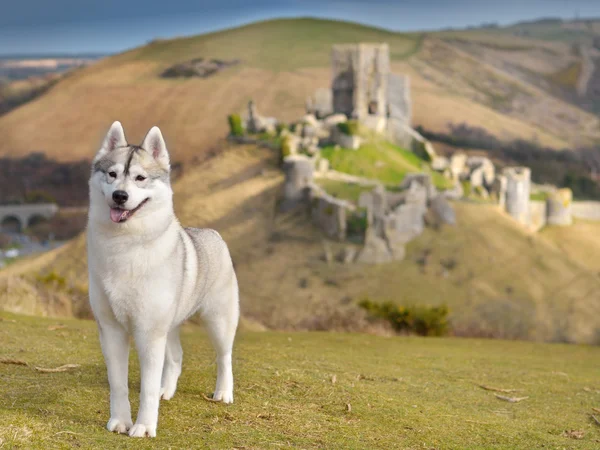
[142,126,170,168]
[100,121,127,155]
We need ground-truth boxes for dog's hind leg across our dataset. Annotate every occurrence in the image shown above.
[160,327,183,400]
[203,279,239,404]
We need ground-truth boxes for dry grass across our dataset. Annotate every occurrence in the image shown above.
[540,219,600,273]
[0,65,330,163]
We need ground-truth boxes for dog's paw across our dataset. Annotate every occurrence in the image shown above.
[107,417,133,434]
[160,382,177,400]
[213,390,234,404]
[128,423,156,438]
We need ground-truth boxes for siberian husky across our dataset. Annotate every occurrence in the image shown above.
[87,121,239,438]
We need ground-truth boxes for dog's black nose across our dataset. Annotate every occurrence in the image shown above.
[112,190,129,205]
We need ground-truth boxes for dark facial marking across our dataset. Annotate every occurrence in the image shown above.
[93,158,115,174]
[124,145,143,175]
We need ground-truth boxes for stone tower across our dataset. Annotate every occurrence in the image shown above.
[502,167,531,225]
[546,188,573,226]
[331,43,390,121]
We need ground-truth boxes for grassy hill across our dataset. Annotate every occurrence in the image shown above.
[320,139,452,190]
[2,311,600,449]
[0,17,596,166]
[4,144,600,344]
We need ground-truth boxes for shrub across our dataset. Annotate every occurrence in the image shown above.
[278,136,292,166]
[530,192,548,202]
[36,271,67,289]
[412,140,432,163]
[24,190,57,204]
[227,114,244,137]
[358,299,449,336]
[461,180,472,196]
[337,120,359,136]
[346,210,368,239]
[276,123,288,135]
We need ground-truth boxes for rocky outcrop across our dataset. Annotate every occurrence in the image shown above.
[161,58,240,78]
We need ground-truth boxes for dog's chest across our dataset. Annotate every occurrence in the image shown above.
[99,245,179,324]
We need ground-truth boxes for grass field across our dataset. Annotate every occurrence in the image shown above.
[314,179,374,202]
[320,140,452,189]
[2,311,600,449]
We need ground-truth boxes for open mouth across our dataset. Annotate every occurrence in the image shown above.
[110,198,149,223]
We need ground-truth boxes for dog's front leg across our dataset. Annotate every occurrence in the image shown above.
[98,321,133,434]
[129,332,167,438]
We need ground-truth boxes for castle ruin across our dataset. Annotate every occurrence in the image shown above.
[331,43,390,126]
[228,42,600,267]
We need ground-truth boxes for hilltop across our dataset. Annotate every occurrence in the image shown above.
[2,311,600,449]
[1,18,598,165]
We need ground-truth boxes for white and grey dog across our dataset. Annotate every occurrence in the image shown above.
[87,121,239,438]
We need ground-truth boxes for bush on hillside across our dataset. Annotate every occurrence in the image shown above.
[278,136,292,166]
[346,209,368,242]
[563,173,600,200]
[412,140,432,163]
[24,190,57,204]
[276,123,288,135]
[358,299,449,336]
[337,120,359,136]
[228,114,244,137]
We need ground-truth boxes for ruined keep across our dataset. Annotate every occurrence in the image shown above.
[502,167,531,225]
[387,74,411,124]
[331,43,390,123]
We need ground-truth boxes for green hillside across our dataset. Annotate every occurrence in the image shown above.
[2,312,600,449]
[128,18,421,71]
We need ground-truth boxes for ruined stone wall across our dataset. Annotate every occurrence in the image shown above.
[571,201,600,221]
[388,73,411,124]
[546,188,572,226]
[529,200,547,232]
[309,184,352,241]
[357,43,389,120]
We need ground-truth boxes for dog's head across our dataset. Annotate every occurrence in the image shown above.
[89,121,173,228]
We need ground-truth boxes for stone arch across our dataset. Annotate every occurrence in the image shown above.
[27,214,48,228]
[1,215,22,233]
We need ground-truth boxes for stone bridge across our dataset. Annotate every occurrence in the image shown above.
[0,203,59,232]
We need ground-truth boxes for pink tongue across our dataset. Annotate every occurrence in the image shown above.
[110,208,127,223]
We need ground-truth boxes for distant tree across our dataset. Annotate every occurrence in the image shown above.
[24,190,57,204]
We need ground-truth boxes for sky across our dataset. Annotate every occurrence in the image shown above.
[1,0,600,55]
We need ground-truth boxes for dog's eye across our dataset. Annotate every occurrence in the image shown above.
[136,175,146,182]
[108,171,117,178]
